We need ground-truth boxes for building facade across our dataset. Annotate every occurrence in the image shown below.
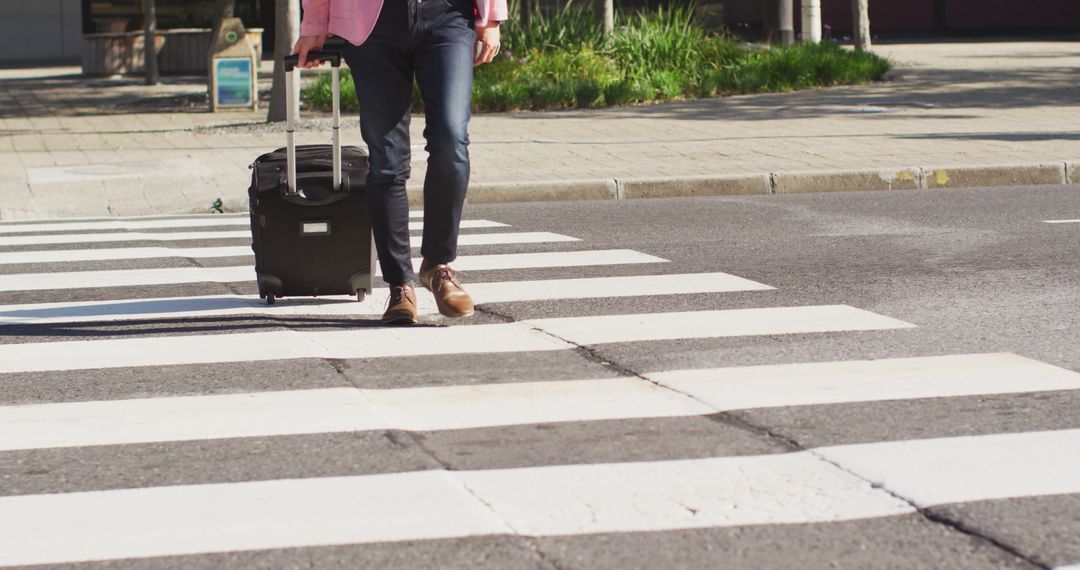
[0,0,270,64]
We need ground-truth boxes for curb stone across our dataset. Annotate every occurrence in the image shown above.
[619,174,770,199]
[407,179,618,206]
[772,168,922,194]
[921,163,1067,190]
[20,161,1080,218]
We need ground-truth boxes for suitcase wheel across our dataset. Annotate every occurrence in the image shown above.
[266,295,276,305]
[356,290,366,303]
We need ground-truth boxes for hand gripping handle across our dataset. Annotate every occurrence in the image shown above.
[283,50,344,195]
[282,50,342,72]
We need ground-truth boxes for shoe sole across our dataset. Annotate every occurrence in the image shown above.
[381,314,418,325]
[438,309,474,319]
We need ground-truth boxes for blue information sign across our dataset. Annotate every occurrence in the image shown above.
[215,58,253,107]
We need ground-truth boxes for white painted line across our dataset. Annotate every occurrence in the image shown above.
[455,232,579,247]
[0,211,421,224]
[525,305,915,345]
[0,230,254,247]
[0,379,712,451]
[0,266,254,292]
[0,305,899,373]
[459,453,912,536]
[0,218,505,235]
[0,273,770,325]
[7,428,1080,565]
[0,246,253,265]
[6,353,1076,451]
[1043,219,1080,224]
[0,388,388,451]
[0,218,253,233]
[0,214,247,224]
[0,470,511,567]
[1052,565,1080,570]
[0,230,566,248]
[447,249,666,272]
[472,272,773,302]
[819,429,1080,507]
[0,233,579,264]
[652,353,1080,410]
[0,454,912,566]
[0,324,571,374]
[0,249,666,292]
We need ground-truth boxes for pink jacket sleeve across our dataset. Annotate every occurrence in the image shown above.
[477,0,508,27]
[300,0,331,37]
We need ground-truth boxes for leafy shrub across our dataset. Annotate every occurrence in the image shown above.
[302,5,891,113]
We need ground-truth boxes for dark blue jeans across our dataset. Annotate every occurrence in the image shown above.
[343,0,475,286]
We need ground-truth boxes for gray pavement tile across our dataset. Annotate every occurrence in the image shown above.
[0,359,351,405]
[927,495,1080,569]
[416,414,787,471]
[731,390,1080,449]
[0,431,441,497]
[333,349,621,390]
[533,514,1038,569]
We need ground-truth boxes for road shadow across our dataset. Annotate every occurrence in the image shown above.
[0,314,443,340]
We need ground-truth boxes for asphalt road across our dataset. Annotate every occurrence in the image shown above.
[1,185,1079,569]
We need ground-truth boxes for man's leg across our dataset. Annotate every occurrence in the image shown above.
[413,8,474,267]
[343,14,416,288]
[412,8,476,318]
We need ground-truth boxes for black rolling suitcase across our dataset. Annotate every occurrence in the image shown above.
[248,50,377,304]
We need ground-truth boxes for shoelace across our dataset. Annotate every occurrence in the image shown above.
[436,267,462,289]
[384,285,411,310]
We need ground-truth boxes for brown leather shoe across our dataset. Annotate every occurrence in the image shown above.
[382,284,418,325]
[418,263,474,318]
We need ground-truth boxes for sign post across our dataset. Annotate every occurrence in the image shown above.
[209,18,258,112]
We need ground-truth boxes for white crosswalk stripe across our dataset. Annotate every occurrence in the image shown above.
[0,217,253,233]
[0,249,666,291]
[3,353,1076,451]
[0,272,773,325]
[4,428,1080,566]
[0,214,489,235]
[0,233,580,264]
[0,230,572,248]
[0,230,254,246]
[0,306,908,373]
[0,212,1075,567]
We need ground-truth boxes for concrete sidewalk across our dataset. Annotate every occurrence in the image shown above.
[1,39,1078,219]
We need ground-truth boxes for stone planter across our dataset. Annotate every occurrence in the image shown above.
[82,28,263,76]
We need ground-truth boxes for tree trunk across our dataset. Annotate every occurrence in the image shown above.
[851,0,871,51]
[603,0,614,36]
[777,0,794,45]
[801,0,821,43]
[142,0,159,85]
[267,0,300,122]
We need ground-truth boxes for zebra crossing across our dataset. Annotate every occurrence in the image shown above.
[1,211,1078,567]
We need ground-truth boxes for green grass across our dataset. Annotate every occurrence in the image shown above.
[302,3,891,113]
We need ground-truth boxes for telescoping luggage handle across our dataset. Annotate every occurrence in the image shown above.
[282,50,344,195]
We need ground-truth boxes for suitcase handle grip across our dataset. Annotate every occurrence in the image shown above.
[284,50,344,196]
[279,172,352,206]
[283,50,342,72]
